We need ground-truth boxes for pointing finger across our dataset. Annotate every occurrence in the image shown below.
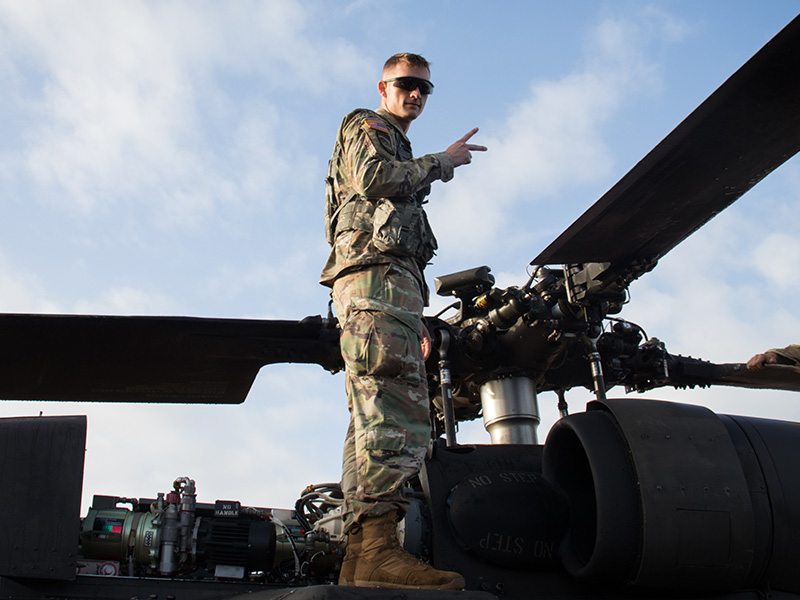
[459,127,480,143]
[466,144,488,152]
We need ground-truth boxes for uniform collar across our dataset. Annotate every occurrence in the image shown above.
[375,108,411,143]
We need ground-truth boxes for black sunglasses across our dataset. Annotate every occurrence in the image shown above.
[384,76,434,95]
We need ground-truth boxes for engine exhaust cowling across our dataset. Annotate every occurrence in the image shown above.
[543,398,800,594]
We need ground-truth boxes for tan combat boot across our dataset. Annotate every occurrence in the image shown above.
[353,511,465,590]
[338,525,362,585]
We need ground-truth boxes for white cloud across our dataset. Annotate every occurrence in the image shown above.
[4,2,198,209]
[0,0,365,226]
[752,232,800,293]
[429,11,677,262]
[0,252,61,313]
[205,248,323,308]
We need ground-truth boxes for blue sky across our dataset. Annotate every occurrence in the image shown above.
[1,1,799,513]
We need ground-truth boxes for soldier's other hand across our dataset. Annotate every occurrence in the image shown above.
[421,324,432,361]
[746,351,779,370]
[446,128,487,167]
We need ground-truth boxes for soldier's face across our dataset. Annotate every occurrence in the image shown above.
[379,63,431,131]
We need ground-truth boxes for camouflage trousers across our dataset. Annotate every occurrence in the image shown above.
[331,263,431,531]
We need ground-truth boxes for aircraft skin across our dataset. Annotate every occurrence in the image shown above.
[1,13,800,600]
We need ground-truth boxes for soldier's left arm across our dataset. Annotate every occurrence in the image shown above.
[344,116,454,199]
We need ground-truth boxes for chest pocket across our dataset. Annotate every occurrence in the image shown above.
[363,117,436,262]
[373,197,437,264]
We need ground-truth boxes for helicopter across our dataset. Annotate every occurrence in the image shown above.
[2,11,800,600]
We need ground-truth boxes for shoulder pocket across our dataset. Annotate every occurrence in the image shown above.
[361,119,396,161]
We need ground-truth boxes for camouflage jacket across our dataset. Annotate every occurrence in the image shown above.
[770,344,800,365]
[319,108,454,290]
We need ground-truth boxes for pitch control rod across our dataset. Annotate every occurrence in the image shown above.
[437,330,458,447]
[587,340,607,401]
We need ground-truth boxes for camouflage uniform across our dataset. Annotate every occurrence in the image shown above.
[769,344,800,365]
[320,108,454,530]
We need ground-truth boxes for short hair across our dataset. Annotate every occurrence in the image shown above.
[383,53,431,74]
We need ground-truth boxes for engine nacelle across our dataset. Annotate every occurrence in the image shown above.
[544,398,800,594]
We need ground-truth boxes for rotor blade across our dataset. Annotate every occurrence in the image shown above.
[665,356,800,393]
[533,15,800,267]
[0,313,342,404]
[713,364,800,393]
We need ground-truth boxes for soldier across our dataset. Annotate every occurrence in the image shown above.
[320,53,486,589]
[747,344,800,370]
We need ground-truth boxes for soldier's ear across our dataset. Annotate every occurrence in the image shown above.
[378,80,388,97]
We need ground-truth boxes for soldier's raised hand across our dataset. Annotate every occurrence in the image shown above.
[446,128,487,167]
